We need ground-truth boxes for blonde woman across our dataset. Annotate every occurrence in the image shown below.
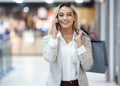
[42,3,93,86]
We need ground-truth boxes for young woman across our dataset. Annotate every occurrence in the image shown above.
[42,3,94,86]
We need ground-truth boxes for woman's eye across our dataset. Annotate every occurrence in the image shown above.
[58,13,73,17]
[59,15,63,17]
[67,14,72,16]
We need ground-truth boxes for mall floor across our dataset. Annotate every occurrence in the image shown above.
[0,56,117,86]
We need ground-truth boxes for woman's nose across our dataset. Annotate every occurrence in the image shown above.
[63,15,67,20]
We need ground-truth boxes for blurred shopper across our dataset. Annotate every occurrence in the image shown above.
[42,3,93,86]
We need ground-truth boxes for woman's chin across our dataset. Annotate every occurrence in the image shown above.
[61,25,70,29]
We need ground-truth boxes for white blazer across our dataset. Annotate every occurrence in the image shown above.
[42,33,94,86]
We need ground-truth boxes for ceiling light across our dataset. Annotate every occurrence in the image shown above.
[12,0,24,3]
[23,7,29,13]
[75,0,84,3]
[44,0,54,3]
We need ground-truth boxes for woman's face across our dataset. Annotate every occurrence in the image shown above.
[58,6,75,29]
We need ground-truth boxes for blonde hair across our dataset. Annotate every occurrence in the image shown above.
[48,3,80,34]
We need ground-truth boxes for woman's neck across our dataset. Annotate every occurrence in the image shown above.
[60,27,74,36]
[60,28,74,44]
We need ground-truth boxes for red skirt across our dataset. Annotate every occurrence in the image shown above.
[60,79,79,86]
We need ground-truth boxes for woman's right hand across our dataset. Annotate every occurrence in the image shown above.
[52,18,60,39]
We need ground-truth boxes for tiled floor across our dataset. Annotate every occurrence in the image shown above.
[0,56,117,86]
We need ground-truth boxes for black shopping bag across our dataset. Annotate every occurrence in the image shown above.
[87,41,108,73]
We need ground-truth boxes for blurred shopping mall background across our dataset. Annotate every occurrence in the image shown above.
[0,0,120,86]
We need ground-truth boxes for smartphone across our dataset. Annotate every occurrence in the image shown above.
[55,15,60,30]
[55,22,60,30]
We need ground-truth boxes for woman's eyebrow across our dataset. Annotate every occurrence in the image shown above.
[58,11,73,14]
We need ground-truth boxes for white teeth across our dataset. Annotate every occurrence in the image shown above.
[62,22,69,24]
[63,23,68,25]
[63,23,68,24]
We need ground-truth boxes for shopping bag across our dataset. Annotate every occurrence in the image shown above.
[87,41,108,73]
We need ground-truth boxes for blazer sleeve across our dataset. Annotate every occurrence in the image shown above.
[77,35,94,71]
[42,35,58,63]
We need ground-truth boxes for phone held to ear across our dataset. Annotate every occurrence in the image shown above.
[55,15,60,30]
[55,22,60,31]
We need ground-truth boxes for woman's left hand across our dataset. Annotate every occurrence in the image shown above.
[75,30,84,48]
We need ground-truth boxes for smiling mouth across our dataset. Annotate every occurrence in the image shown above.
[62,21,70,25]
